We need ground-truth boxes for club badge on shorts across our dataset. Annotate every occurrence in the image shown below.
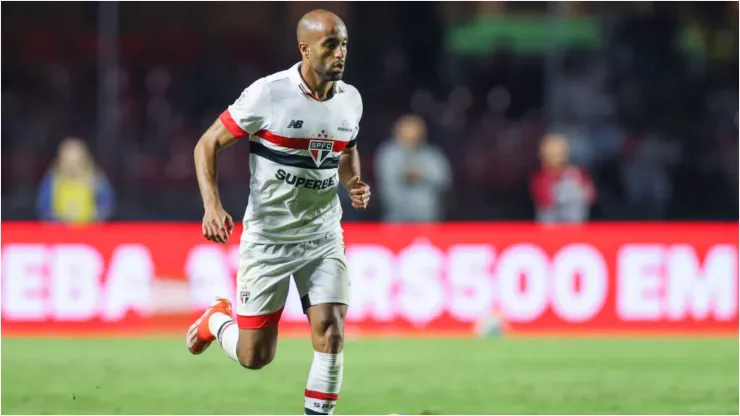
[240,290,251,304]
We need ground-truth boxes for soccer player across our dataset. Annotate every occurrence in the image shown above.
[187,9,369,416]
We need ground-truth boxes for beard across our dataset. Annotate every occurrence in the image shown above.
[320,67,344,81]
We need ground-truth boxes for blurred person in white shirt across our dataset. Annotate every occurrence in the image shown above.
[374,114,452,222]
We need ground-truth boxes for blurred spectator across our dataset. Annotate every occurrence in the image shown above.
[620,133,680,219]
[530,134,596,223]
[374,114,452,222]
[36,138,116,224]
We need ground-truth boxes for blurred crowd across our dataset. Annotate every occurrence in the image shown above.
[2,2,737,223]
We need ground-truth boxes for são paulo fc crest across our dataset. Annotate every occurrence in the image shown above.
[239,290,250,304]
[309,130,334,167]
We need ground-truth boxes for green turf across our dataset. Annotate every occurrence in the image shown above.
[1,337,737,414]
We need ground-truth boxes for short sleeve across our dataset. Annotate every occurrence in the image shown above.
[346,92,363,148]
[219,79,271,139]
[346,125,360,148]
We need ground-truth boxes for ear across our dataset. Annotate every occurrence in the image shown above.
[298,42,309,59]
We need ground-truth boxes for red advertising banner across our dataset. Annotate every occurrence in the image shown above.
[1,222,737,337]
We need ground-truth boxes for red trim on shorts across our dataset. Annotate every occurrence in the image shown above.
[219,110,249,139]
[255,130,349,152]
[304,389,339,401]
[237,308,284,329]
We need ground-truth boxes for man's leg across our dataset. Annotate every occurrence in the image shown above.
[208,306,282,370]
[307,303,346,353]
[303,303,347,415]
[187,241,291,370]
[294,238,350,415]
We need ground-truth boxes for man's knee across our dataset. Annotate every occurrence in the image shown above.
[313,318,344,354]
[235,327,278,370]
[236,346,275,370]
[323,323,344,354]
[308,303,347,354]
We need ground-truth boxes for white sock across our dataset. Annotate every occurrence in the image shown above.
[208,312,239,362]
[304,351,343,415]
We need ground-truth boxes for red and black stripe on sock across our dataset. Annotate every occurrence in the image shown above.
[304,389,338,415]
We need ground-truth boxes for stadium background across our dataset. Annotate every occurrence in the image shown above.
[1,1,738,415]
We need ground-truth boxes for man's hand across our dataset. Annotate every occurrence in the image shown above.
[346,176,371,210]
[202,204,234,244]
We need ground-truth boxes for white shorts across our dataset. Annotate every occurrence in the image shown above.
[235,235,350,329]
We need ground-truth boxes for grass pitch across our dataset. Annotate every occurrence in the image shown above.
[1,336,737,414]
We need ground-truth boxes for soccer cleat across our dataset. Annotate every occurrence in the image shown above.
[186,297,233,355]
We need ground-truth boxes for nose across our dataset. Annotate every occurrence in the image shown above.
[334,46,345,59]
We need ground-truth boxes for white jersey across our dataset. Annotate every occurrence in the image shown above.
[219,62,363,244]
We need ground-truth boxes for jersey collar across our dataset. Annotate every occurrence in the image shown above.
[290,62,344,101]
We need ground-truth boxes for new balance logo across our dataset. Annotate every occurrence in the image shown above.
[287,120,304,129]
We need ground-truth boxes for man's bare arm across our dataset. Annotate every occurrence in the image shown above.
[194,119,240,209]
[339,145,371,210]
[338,145,361,191]
[194,118,241,243]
